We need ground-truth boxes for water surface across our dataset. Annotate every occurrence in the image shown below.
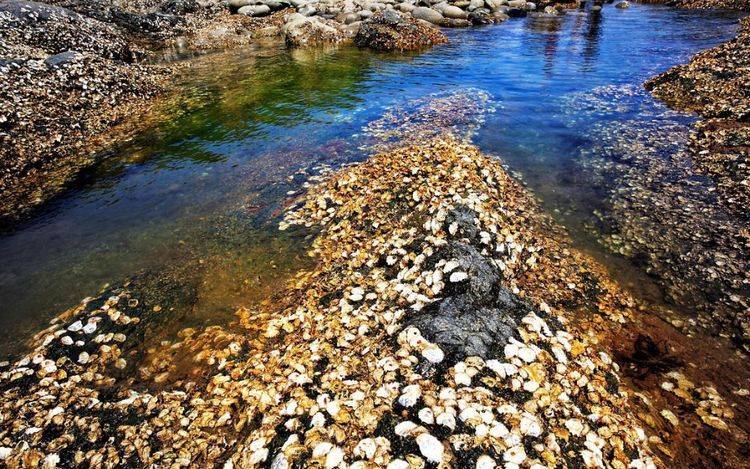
[0,4,743,355]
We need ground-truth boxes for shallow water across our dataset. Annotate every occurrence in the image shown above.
[0,4,743,355]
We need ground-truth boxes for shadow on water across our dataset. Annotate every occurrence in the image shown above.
[0,3,745,356]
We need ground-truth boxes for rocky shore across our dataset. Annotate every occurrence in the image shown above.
[0,125,748,466]
[639,4,750,351]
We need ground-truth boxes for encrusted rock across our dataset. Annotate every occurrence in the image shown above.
[354,10,447,51]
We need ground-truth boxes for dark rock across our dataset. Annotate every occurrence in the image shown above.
[506,7,527,16]
[404,206,558,361]
[406,241,526,361]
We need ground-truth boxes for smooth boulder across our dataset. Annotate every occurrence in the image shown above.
[441,4,468,19]
[411,6,444,24]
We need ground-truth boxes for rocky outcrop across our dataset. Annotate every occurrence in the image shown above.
[354,10,447,51]
[0,0,167,221]
[0,0,138,61]
[646,17,750,221]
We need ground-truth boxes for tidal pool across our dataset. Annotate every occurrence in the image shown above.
[0,4,743,356]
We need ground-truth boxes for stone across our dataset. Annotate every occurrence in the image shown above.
[298,3,317,15]
[404,225,552,361]
[283,13,344,47]
[468,0,484,10]
[44,51,82,67]
[336,11,360,23]
[238,4,271,16]
[468,8,494,24]
[411,6,444,25]
[263,0,289,10]
[615,1,629,7]
[485,0,505,10]
[440,4,468,19]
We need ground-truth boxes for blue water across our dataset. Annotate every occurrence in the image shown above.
[0,4,743,353]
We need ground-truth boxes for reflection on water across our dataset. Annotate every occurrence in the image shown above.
[0,4,743,355]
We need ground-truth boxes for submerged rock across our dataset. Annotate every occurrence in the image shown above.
[646,17,750,351]
[354,10,447,51]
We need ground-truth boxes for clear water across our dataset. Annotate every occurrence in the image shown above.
[0,4,743,355]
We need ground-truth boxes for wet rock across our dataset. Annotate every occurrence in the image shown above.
[485,0,506,10]
[469,8,499,26]
[615,0,629,7]
[354,10,447,51]
[644,18,750,350]
[442,17,471,27]
[264,0,291,10]
[111,10,185,36]
[405,239,530,360]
